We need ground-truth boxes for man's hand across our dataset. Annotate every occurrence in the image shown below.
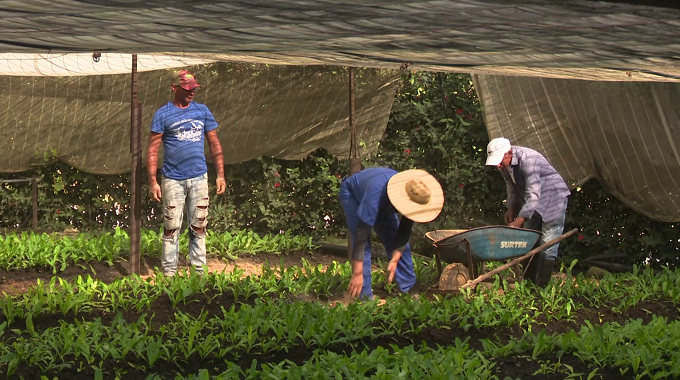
[348,273,363,298]
[508,216,525,228]
[149,182,162,201]
[216,177,226,194]
[387,250,402,284]
[504,209,516,224]
[348,260,364,298]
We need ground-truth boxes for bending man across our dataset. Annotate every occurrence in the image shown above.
[485,137,570,286]
[339,168,444,300]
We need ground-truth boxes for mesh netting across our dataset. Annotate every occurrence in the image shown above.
[0,63,399,174]
[3,1,680,82]
[474,74,680,222]
[0,53,213,76]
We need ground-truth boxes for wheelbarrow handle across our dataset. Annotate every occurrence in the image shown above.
[460,228,579,290]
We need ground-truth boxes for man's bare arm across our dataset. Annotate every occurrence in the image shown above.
[205,130,226,194]
[147,132,163,201]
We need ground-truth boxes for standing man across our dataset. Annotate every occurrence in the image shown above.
[339,168,444,300]
[485,138,570,286]
[146,69,226,276]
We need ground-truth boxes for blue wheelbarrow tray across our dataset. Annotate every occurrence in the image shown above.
[425,226,541,282]
[425,226,541,263]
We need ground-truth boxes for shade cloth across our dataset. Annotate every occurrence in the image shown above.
[474,74,680,222]
[1,0,680,82]
[0,63,399,174]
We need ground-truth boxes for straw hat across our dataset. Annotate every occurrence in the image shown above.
[387,169,444,223]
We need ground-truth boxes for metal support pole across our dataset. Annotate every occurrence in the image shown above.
[348,67,361,174]
[129,54,141,275]
[347,67,362,260]
[31,178,38,230]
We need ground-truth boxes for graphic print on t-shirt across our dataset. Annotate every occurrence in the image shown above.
[169,119,204,142]
[151,102,219,180]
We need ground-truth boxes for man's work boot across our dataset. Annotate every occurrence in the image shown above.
[536,258,556,287]
[407,280,421,299]
[522,251,546,285]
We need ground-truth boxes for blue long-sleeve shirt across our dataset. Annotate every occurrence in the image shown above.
[502,146,570,223]
[342,167,413,261]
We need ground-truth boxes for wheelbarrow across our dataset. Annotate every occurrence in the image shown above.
[425,226,578,290]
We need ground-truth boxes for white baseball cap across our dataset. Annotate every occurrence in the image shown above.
[485,138,512,166]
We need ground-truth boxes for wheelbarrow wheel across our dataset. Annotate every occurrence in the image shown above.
[438,263,470,291]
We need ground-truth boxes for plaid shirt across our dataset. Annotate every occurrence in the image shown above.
[501,146,570,223]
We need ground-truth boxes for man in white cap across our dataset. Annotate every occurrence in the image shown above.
[339,167,444,300]
[485,138,570,286]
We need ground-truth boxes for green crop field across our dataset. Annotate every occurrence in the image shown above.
[0,231,678,379]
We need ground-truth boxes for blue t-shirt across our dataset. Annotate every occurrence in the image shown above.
[150,102,219,180]
[344,167,398,226]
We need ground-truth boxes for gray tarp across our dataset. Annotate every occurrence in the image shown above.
[2,0,680,82]
[0,63,399,174]
[474,74,680,222]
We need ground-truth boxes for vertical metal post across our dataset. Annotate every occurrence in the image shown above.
[347,67,362,260]
[129,54,141,275]
[348,68,361,172]
[31,178,38,230]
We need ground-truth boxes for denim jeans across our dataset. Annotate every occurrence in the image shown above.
[161,173,209,275]
[524,197,568,259]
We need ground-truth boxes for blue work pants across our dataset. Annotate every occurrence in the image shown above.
[524,197,568,259]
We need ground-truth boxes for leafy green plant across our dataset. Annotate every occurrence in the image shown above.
[0,227,320,273]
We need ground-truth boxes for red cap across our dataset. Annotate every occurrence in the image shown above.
[171,70,200,90]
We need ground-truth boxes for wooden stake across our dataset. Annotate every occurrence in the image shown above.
[129,54,141,275]
[31,178,38,229]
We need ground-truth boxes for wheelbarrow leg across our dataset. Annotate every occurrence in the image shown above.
[434,244,443,276]
[465,239,477,279]
[512,263,522,281]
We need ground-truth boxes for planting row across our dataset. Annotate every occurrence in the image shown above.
[1,263,679,330]
[0,262,678,328]
[0,300,678,379]
[0,228,316,272]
